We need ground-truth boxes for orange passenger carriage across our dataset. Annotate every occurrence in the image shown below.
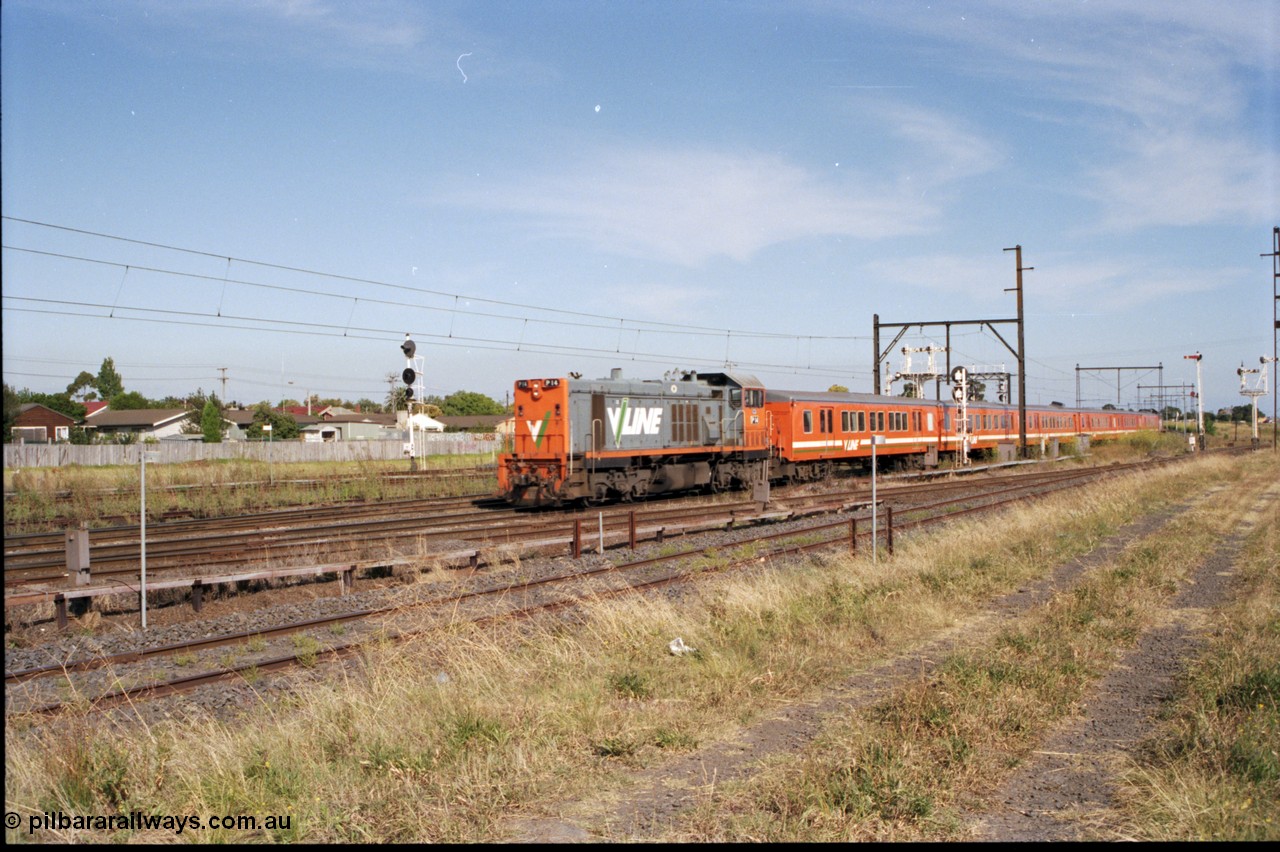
[762,389,943,479]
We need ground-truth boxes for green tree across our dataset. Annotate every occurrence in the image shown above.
[180,389,222,434]
[385,372,410,412]
[200,399,225,443]
[439,390,505,416]
[827,384,849,393]
[354,397,383,414]
[95,357,124,400]
[108,391,151,410]
[65,370,99,401]
[246,403,299,440]
[3,384,23,441]
[15,389,86,421]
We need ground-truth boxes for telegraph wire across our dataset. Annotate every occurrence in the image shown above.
[3,299,868,383]
[3,243,852,344]
[2,217,870,343]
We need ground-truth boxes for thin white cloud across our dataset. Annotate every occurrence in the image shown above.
[862,253,1008,302]
[834,0,1279,232]
[1086,132,1275,228]
[1023,257,1229,314]
[596,282,718,320]
[432,105,1002,267]
[864,250,1233,317]
[434,147,933,266]
[879,103,1004,185]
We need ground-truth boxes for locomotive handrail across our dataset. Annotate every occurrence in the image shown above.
[721,409,743,448]
[586,418,604,478]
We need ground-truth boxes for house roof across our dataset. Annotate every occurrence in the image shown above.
[83,401,110,417]
[16,403,77,425]
[223,410,321,427]
[82,408,190,428]
[436,415,512,429]
[277,405,332,418]
[319,413,397,426]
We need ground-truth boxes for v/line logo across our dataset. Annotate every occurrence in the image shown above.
[526,413,550,448]
[607,399,663,444]
[525,401,664,448]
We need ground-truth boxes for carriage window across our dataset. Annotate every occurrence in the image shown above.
[858,411,866,432]
[820,409,833,433]
[744,388,764,408]
[803,410,813,433]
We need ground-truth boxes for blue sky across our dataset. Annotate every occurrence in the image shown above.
[3,0,1277,415]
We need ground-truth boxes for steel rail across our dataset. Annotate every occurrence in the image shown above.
[8,457,1175,716]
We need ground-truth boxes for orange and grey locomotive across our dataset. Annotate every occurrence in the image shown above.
[499,369,770,506]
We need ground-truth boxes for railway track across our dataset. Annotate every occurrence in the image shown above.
[5,455,1184,718]
[3,465,1107,594]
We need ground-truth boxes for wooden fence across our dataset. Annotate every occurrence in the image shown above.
[4,435,504,469]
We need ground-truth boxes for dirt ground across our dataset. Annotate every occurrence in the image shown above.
[502,480,1277,843]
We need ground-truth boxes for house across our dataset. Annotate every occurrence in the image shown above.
[222,409,320,441]
[82,409,192,441]
[436,415,514,435]
[12,403,77,443]
[407,412,446,432]
[300,412,399,442]
[83,401,110,419]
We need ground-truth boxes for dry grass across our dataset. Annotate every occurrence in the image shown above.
[5,451,1275,842]
[1109,480,1279,840]
[3,456,497,532]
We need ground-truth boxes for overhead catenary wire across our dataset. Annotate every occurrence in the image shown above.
[5,298,872,384]
[2,217,865,343]
[5,216,1146,403]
